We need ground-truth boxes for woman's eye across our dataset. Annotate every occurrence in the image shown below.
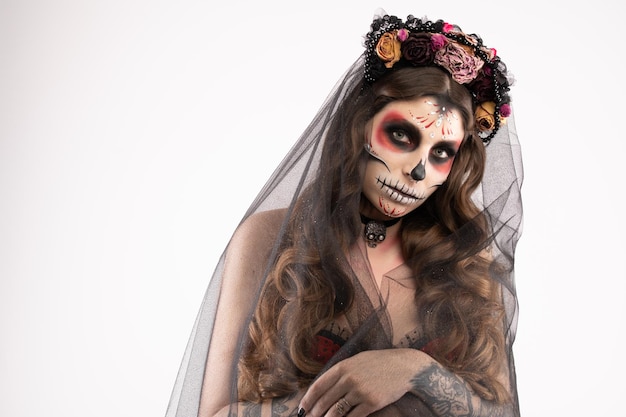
[391,129,409,143]
[432,147,453,160]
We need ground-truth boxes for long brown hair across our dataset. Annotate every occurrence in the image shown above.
[238,66,509,403]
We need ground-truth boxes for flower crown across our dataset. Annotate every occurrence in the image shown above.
[364,14,513,143]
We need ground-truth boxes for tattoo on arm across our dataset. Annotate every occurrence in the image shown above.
[271,391,299,417]
[410,364,512,417]
[242,402,262,417]
[230,391,298,417]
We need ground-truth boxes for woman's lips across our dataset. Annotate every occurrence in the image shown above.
[376,177,424,204]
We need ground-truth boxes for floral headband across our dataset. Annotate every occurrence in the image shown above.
[364,14,513,143]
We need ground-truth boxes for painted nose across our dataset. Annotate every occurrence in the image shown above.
[410,160,425,181]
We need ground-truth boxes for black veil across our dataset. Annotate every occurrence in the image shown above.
[166,32,522,417]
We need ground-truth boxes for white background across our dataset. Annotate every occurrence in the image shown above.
[1,1,624,416]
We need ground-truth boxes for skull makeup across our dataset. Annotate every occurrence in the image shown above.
[362,96,465,218]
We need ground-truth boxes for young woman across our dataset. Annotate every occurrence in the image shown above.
[167,13,522,417]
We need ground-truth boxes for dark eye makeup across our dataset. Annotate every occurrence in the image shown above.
[383,121,420,150]
[430,145,458,163]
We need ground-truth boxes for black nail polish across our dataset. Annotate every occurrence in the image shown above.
[297,407,306,417]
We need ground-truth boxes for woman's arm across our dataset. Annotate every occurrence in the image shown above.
[214,391,304,417]
[198,209,287,417]
[298,348,514,417]
[408,362,513,417]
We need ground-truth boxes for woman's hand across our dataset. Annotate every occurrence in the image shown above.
[298,348,434,417]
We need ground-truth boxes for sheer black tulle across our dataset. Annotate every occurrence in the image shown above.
[165,55,522,417]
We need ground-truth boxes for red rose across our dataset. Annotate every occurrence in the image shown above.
[402,33,435,66]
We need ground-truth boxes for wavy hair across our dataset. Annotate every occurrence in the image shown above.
[238,66,510,403]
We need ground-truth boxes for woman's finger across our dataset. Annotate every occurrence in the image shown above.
[307,383,348,417]
[325,396,361,417]
[299,369,342,417]
[343,402,372,417]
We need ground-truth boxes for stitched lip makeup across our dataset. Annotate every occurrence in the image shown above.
[376,177,423,204]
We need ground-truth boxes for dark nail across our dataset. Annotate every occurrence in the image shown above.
[297,408,306,417]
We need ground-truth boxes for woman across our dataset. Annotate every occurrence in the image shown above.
[167,13,522,417]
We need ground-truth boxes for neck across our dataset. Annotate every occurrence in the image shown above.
[359,213,402,227]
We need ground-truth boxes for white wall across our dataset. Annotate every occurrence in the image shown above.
[1,1,624,416]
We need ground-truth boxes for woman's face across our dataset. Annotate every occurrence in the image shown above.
[362,96,465,218]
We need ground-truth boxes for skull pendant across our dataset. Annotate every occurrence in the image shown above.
[364,220,386,248]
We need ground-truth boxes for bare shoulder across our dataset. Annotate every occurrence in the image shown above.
[230,208,287,249]
[224,208,288,277]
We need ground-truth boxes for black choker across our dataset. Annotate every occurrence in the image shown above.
[360,214,401,248]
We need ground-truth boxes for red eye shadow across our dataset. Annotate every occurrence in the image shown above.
[373,111,407,152]
[431,139,461,174]
[432,159,455,174]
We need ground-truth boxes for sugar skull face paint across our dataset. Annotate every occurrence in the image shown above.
[409,100,460,140]
[362,96,464,218]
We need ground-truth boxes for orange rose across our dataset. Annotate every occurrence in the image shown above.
[475,101,508,132]
[475,101,496,132]
[376,31,401,68]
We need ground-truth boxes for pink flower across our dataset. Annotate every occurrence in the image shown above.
[434,41,484,84]
[397,28,409,42]
[443,23,455,33]
[500,103,511,118]
[430,34,447,50]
